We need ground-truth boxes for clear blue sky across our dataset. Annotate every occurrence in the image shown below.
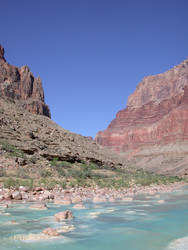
[1,0,188,137]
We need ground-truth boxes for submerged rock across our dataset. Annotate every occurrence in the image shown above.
[122,197,133,202]
[54,210,73,222]
[43,227,60,237]
[11,220,17,224]
[158,200,165,204]
[73,203,86,209]
[11,233,61,241]
[57,225,75,233]
[29,203,48,210]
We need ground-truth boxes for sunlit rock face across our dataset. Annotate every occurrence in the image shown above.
[96,58,188,152]
[0,45,51,118]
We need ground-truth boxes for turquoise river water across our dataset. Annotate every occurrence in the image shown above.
[1,186,188,250]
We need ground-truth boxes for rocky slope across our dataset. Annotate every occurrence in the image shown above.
[0,45,50,117]
[0,46,125,172]
[1,45,187,179]
[96,59,188,176]
[0,97,123,168]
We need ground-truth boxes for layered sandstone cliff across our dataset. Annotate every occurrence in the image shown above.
[0,45,50,117]
[96,59,188,153]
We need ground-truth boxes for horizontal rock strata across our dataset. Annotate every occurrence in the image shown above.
[96,59,188,152]
[96,59,188,175]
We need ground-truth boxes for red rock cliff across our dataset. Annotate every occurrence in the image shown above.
[96,59,188,152]
[0,45,51,117]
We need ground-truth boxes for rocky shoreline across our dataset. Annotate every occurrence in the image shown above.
[0,181,186,206]
[0,181,187,242]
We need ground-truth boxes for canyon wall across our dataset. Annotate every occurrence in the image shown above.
[96,59,188,153]
[0,45,51,117]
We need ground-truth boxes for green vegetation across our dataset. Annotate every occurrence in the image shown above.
[0,168,6,177]
[50,158,72,176]
[39,169,53,178]
[38,178,67,189]
[50,158,72,168]
[0,154,185,189]
[15,168,29,179]
[0,140,25,159]
[48,158,185,189]
[3,177,33,189]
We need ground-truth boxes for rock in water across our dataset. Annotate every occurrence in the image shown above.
[43,228,60,237]
[54,210,73,221]
[30,204,48,210]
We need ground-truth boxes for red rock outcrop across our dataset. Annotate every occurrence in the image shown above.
[96,58,188,153]
[0,45,51,117]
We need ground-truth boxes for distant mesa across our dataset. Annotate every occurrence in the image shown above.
[0,45,51,118]
[96,58,188,153]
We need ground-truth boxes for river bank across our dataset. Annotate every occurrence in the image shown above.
[0,181,186,206]
[0,182,188,250]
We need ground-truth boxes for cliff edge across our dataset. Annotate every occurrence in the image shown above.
[0,45,51,117]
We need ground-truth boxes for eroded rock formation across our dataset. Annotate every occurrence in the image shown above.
[96,59,188,152]
[0,45,50,117]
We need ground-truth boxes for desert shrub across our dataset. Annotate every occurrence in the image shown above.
[50,158,72,168]
[38,178,67,189]
[38,178,53,189]
[81,162,99,170]
[68,180,77,188]
[40,169,52,178]
[133,170,184,186]
[50,158,72,176]
[60,161,72,168]
[18,179,33,189]
[56,167,66,177]
[49,157,59,166]
[0,140,25,158]
[0,168,6,177]
[15,168,29,179]
[3,178,17,188]
[59,181,67,189]
[3,178,33,189]
[67,167,92,179]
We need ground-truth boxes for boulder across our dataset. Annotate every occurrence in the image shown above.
[19,186,29,192]
[4,192,12,200]
[54,210,73,222]
[21,192,29,200]
[11,191,22,200]
[71,197,82,203]
[40,190,54,200]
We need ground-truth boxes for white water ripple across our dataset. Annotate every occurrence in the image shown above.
[167,236,188,250]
